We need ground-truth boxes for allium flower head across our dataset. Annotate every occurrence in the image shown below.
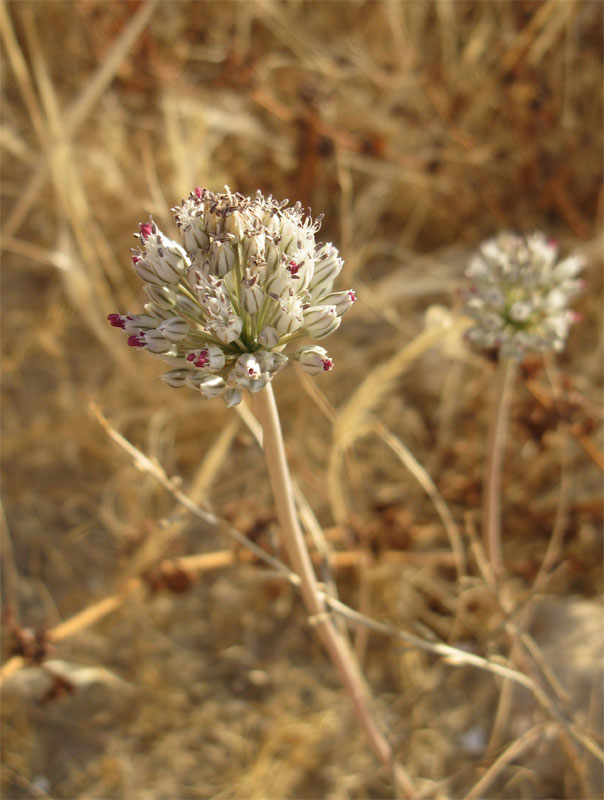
[461,232,584,358]
[108,187,355,406]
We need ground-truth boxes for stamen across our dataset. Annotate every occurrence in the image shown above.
[107,313,126,329]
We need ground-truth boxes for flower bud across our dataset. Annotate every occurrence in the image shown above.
[265,268,292,299]
[155,346,179,362]
[224,209,246,239]
[157,317,190,341]
[310,243,343,298]
[224,387,242,407]
[144,331,173,354]
[122,314,158,334]
[185,344,225,371]
[144,285,177,309]
[265,240,281,270]
[144,233,190,285]
[241,276,264,313]
[142,302,172,321]
[319,289,356,317]
[133,259,164,286]
[182,223,210,253]
[247,373,271,393]
[258,326,279,348]
[274,304,304,336]
[207,314,243,344]
[303,305,340,339]
[160,369,190,388]
[257,350,288,375]
[209,239,237,277]
[241,229,266,262]
[152,253,187,285]
[294,346,334,375]
[174,295,204,318]
[199,375,227,399]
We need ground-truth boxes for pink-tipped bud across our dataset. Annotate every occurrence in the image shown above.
[127,334,145,348]
[303,305,339,338]
[195,187,202,198]
[295,345,334,375]
[107,313,126,329]
[140,222,153,240]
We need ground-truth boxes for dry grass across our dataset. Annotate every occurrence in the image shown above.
[1,1,603,798]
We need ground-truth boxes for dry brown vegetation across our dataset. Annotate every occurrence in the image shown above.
[1,1,603,798]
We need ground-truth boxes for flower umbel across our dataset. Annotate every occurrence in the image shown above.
[108,188,355,405]
[461,232,584,358]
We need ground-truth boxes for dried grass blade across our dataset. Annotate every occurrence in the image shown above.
[2,0,158,243]
[375,421,466,578]
[329,319,467,520]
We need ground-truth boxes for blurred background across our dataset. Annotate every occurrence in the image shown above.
[1,1,602,798]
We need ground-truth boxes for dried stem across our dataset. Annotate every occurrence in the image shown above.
[375,421,466,579]
[464,724,543,800]
[483,356,516,576]
[5,406,599,771]
[252,383,416,798]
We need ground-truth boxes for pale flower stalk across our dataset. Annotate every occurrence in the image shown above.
[462,232,585,575]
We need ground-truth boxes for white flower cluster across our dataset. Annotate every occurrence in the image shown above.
[108,187,356,406]
[462,232,584,358]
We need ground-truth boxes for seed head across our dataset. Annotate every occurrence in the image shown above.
[108,188,355,405]
[461,232,584,358]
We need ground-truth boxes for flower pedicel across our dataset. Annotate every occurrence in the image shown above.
[108,188,355,406]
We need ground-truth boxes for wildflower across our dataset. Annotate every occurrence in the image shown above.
[461,232,584,358]
[294,345,334,375]
[108,188,355,406]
